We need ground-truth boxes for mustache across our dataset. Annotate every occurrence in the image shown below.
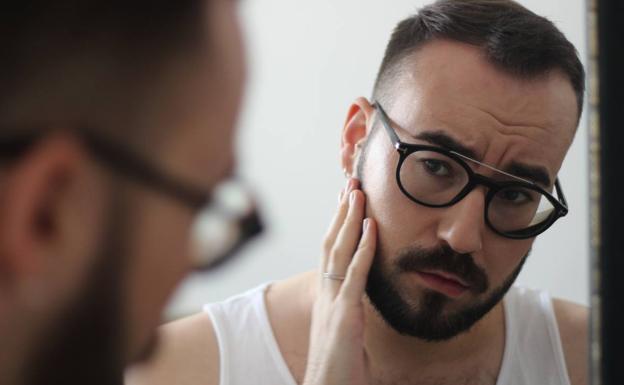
[396,243,488,294]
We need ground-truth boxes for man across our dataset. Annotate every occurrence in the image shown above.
[0,1,258,384]
[127,1,587,385]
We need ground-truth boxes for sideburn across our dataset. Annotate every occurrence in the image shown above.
[23,188,131,385]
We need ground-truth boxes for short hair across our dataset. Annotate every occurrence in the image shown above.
[372,0,585,120]
[0,1,204,148]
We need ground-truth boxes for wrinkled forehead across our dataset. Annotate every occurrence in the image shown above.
[383,40,579,185]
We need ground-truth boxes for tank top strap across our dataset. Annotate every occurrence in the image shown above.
[203,282,297,385]
[496,286,571,385]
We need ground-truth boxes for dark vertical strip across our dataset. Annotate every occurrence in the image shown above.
[586,0,601,384]
[596,0,624,384]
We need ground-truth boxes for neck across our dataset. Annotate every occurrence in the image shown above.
[362,297,506,374]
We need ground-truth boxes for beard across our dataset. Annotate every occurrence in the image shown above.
[23,191,136,385]
[356,130,528,341]
[365,243,528,341]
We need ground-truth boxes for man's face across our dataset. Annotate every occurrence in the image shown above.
[21,0,247,382]
[358,40,578,340]
[122,0,246,363]
[0,1,245,383]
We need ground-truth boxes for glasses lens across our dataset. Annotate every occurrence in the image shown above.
[189,179,262,270]
[399,150,469,205]
[488,185,556,237]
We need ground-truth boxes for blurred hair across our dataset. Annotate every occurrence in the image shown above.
[372,0,585,120]
[0,1,204,147]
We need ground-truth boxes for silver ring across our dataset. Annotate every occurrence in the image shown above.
[322,272,346,281]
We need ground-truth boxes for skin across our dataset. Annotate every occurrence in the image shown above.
[0,0,245,383]
[122,0,246,362]
[126,41,587,385]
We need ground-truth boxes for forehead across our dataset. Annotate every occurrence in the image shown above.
[385,40,578,182]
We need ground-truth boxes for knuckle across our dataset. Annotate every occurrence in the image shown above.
[325,256,338,272]
[333,295,349,311]
[347,263,361,278]
[322,238,333,255]
[330,243,345,260]
[344,204,360,221]
[356,243,373,254]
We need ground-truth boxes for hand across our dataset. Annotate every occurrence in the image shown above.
[303,179,377,385]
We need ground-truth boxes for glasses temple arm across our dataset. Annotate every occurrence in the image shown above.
[372,102,401,148]
[554,178,568,209]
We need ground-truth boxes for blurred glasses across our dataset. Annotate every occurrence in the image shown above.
[372,102,568,239]
[188,178,262,270]
[0,130,263,270]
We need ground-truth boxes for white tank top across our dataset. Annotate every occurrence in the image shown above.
[203,283,570,385]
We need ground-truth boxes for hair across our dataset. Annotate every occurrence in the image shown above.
[0,1,205,149]
[372,0,585,120]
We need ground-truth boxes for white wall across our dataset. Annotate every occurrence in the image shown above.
[166,0,589,318]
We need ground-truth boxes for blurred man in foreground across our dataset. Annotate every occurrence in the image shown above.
[0,1,260,384]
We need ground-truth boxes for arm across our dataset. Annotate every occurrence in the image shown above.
[125,313,220,385]
[553,298,589,385]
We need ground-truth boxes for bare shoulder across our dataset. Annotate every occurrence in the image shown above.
[265,270,317,333]
[265,270,317,383]
[552,298,588,385]
[125,312,220,385]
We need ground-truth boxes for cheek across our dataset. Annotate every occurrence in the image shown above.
[362,143,441,257]
[481,234,533,285]
[362,140,533,286]
[206,0,245,121]
[122,193,194,357]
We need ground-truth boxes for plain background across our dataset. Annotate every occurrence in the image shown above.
[166,0,588,318]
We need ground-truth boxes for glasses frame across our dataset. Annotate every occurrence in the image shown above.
[0,129,262,270]
[372,102,569,239]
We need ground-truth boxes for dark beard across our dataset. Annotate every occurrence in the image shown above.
[23,193,131,385]
[365,243,528,341]
[356,133,528,341]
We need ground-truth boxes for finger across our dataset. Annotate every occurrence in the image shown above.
[321,178,359,272]
[340,218,377,304]
[325,189,366,280]
[321,190,349,272]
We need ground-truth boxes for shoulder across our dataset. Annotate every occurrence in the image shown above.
[264,270,317,383]
[265,270,316,333]
[125,312,220,385]
[552,297,588,385]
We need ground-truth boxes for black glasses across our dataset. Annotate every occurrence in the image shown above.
[372,102,568,239]
[0,130,263,270]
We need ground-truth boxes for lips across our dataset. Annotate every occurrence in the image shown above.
[413,270,470,298]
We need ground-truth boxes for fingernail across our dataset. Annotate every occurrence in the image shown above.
[363,218,369,231]
[350,190,357,204]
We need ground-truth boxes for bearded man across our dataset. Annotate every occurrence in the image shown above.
[128,1,587,385]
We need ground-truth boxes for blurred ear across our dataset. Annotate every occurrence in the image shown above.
[340,97,375,177]
[0,133,106,292]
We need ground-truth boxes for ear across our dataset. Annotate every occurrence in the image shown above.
[340,97,376,177]
[0,133,105,289]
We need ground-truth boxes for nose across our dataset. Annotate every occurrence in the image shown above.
[437,188,486,255]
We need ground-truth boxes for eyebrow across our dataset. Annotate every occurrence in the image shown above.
[412,131,552,187]
[415,131,479,160]
[505,162,552,188]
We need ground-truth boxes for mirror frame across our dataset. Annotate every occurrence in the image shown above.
[589,1,624,384]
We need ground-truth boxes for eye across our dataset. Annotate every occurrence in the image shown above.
[499,189,533,204]
[422,159,451,176]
